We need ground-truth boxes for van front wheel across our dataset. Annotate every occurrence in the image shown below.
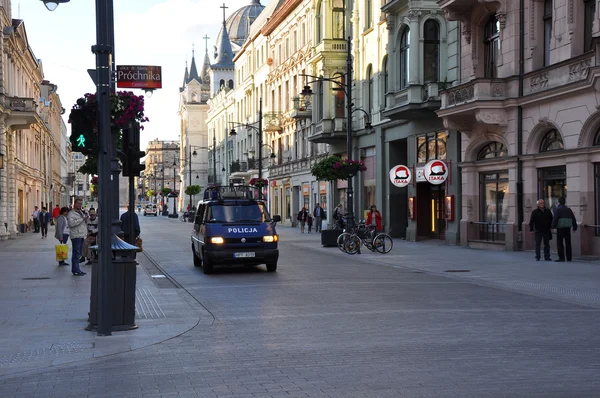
[266,263,277,272]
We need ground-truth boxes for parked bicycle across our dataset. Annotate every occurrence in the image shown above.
[337,221,393,255]
[179,211,192,222]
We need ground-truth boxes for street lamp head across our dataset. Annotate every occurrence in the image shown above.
[230,128,237,136]
[172,160,176,166]
[40,0,70,11]
[301,85,313,97]
[269,153,276,159]
[192,150,197,157]
[196,174,199,179]
[365,121,373,130]
[221,166,226,172]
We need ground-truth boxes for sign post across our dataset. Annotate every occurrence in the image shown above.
[116,65,162,89]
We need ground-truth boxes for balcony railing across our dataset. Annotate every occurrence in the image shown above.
[7,97,37,112]
[230,161,248,173]
[441,79,506,108]
[290,96,312,119]
[470,221,506,243]
[268,154,328,178]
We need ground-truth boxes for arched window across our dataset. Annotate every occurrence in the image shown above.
[477,142,507,160]
[382,55,388,103]
[316,1,323,43]
[540,129,564,152]
[332,0,345,39]
[594,129,600,146]
[367,64,373,113]
[219,79,225,89]
[400,28,410,89]
[484,15,500,78]
[228,80,234,89]
[423,20,440,82]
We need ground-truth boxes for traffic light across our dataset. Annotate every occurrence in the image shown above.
[122,122,146,177]
[69,108,96,155]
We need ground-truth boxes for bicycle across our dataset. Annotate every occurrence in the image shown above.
[337,222,393,255]
[179,211,191,222]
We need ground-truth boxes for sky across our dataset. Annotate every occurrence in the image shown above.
[19,0,258,147]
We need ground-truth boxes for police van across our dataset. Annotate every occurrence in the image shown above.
[191,185,281,274]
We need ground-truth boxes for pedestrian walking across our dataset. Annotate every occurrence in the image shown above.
[32,206,40,233]
[313,203,326,233]
[120,206,141,244]
[38,207,51,239]
[54,206,70,266]
[306,213,313,233]
[551,197,578,262]
[51,204,60,226]
[529,199,553,261]
[67,198,88,276]
[366,205,383,234]
[297,207,308,233]
[333,204,344,230]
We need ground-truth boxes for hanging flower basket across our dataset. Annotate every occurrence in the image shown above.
[332,159,367,179]
[90,175,99,197]
[249,178,268,188]
[311,156,367,181]
[73,91,150,130]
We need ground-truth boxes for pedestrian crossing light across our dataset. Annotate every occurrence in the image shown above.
[69,107,96,155]
[76,134,86,148]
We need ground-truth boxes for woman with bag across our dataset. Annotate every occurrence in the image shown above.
[54,207,70,266]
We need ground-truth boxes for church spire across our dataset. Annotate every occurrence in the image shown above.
[180,58,189,92]
[188,44,201,83]
[212,3,234,68]
[200,35,211,84]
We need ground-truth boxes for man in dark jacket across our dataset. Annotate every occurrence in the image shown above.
[120,207,141,245]
[529,199,553,261]
[551,197,577,262]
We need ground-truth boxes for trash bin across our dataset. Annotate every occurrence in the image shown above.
[87,236,138,332]
[321,229,343,247]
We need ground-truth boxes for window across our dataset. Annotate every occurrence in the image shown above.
[423,20,440,82]
[543,0,553,66]
[595,163,600,236]
[365,0,373,29]
[417,131,447,163]
[333,0,345,39]
[228,80,234,89]
[538,166,566,212]
[484,15,500,78]
[367,65,373,113]
[539,129,564,152]
[316,2,323,43]
[400,28,410,89]
[595,129,600,145]
[334,74,345,118]
[477,142,507,160]
[317,79,324,120]
[382,56,388,96]
[480,171,509,241]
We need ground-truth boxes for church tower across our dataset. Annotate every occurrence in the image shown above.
[209,5,235,96]
[177,43,211,211]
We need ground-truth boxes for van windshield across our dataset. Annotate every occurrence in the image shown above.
[207,202,271,223]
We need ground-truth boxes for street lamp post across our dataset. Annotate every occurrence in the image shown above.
[299,37,372,230]
[188,145,204,208]
[171,160,178,218]
[229,98,264,179]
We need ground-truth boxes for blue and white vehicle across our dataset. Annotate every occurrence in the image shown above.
[191,185,281,274]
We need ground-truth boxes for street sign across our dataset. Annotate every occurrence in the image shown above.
[116,65,162,89]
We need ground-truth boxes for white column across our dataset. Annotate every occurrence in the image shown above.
[408,16,420,85]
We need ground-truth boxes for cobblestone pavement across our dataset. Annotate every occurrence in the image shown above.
[0,216,599,397]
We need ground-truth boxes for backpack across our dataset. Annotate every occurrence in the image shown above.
[297,211,303,221]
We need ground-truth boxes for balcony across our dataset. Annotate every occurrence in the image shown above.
[290,96,312,119]
[436,79,510,130]
[382,84,441,121]
[268,154,328,178]
[308,118,347,144]
[314,38,348,57]
[381,0,409,14]
[3,96,40,129]
[263,112,282,132]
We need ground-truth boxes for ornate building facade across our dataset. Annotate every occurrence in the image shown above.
[0,1,69,239]
[437,0,600,255]
[143,139,180,206]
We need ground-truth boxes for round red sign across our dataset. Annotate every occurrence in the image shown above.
[424,160,448,185]
[389,165,412,187]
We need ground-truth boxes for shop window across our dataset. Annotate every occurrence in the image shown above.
[538,166,567,211]
[539,129,564,152]
[594,129,600,146]
[400,28,410,89]
[423,20,440,83]
[484,15,500,78]
[543,0,553,66]
[477,141,507,160]
[417,131,447,163]
[595,163,600,236]
[479,172,509,241]
[584,0,595,51]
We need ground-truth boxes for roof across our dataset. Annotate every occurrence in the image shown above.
[215,0,265,48]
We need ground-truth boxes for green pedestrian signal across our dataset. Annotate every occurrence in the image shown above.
[76,134,86,147]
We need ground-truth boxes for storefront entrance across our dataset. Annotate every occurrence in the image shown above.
[538,166,567,211]
[416,183,446,239]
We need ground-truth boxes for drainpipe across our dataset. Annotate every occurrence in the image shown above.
[517,0,525,248]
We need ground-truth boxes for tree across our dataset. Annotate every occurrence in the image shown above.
[161,187,172,197]
[146,189,155,198]
[185,185,201,197]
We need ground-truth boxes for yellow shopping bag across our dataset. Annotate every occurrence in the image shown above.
[55,244,68,261]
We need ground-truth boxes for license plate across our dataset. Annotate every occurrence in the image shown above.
[234,252,255,258]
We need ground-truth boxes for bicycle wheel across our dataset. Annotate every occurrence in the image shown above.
[337,232,352,253]
[344,235,361,255]
[373,233,393,253]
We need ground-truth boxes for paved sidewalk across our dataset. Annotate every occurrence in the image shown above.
[0,230,206,378]
[278,226,600,308]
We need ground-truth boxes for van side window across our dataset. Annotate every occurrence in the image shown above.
[195,204,206,224]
